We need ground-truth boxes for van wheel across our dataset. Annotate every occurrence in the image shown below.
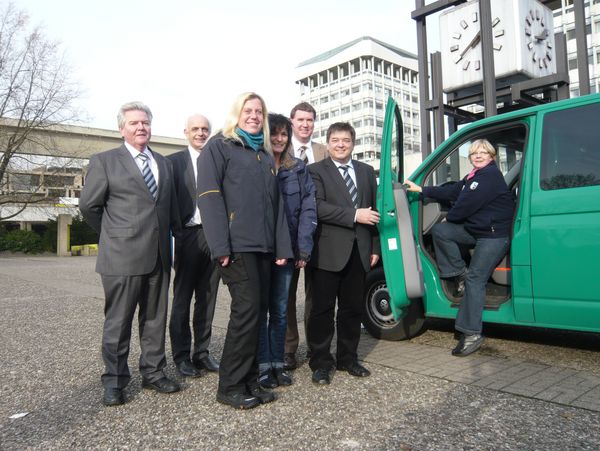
[363,266,425,341]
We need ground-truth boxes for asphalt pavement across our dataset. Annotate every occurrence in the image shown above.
[1,255,599,450]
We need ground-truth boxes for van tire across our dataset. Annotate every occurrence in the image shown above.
[363,266,425,341]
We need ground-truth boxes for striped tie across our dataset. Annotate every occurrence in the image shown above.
[138,152,158,199]
[298,146,308,164]
[339,165,358,208]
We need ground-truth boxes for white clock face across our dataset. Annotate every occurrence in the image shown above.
[449,10,505,74]
[524,7,553,70]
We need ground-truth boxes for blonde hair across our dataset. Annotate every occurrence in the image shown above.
[222,92,271,154]
[469,139,496,159]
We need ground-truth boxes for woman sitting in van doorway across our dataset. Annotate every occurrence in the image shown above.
[404,139,514,357]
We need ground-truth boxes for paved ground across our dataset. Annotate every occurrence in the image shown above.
[1,255,600,450]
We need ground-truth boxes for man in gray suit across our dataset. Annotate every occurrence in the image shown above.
[168,114,220,378]
[80,101,181,406]
[284,102,328,370]
[306,122,380,385]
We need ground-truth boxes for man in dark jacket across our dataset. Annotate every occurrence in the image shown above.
[168,114,220,378]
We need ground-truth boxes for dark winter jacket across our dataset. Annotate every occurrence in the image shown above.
[196,133,293,260]
[277,152,317,262]
[422,160,514,238]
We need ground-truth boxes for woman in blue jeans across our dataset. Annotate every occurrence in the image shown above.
[257,114,317,387]
[405,139,514,357]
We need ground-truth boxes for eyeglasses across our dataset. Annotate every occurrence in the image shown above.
[469,150,490,157]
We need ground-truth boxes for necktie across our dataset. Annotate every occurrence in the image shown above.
[298,146,308,164]
[339,165,358,208]
[138,152,158,199]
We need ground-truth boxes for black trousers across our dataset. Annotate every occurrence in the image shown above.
[100,255,169,389]
[307,243,366,371]
[169,226,220,364]
[218,252,272,395]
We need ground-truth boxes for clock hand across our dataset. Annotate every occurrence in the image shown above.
[534,29,549,41]
[459,31,481,59]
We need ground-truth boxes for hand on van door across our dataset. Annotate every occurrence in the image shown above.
[370,254,380,267]
[356,207,380,225]
[404,180,422,193]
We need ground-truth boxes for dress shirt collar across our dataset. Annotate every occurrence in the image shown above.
[124,141,151,160]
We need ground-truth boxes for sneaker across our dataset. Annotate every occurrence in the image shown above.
[274,368,293,386]
[452,334,484,357]
[258,370,278,389]
[453,273,466,297]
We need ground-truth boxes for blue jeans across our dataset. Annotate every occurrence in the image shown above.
[257,261,294,372]
[431,222,509,335]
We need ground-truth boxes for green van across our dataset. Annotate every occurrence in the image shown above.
[363,93,600,340]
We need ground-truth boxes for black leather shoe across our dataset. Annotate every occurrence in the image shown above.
[312,368,331,385]
[177,360,203,378]
[216,391,260,410]
[142,377,181,393]
[453,273,466,297]
[103,387,124,406]
[283,353,297,370]
[248,385,276,404]
[337,361,371,378]
[258,370,278,389]
[274,368,293,386]
[452,334,484,357]
[193,355,219,372]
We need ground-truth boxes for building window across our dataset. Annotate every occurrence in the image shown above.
[320,96,329,103]
[375,102,383,110]
[362,82,373,91]
[363,100,374,108]
[352,102,361,111]
[331,93,339,101]
[341,89,350,97]
[352,85,360,93]
[341,106,351,114]
[320,112,329,120]
[331,110,340,117]
[353,119,362,128]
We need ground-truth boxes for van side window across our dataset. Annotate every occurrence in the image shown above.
[540,103,600,190]
[427,126,525,186]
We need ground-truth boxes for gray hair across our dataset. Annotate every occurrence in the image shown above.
[117,101,153,129]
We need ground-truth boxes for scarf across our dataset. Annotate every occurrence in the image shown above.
[236,127,264,151]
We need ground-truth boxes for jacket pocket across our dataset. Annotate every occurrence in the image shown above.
[218,253,249,284]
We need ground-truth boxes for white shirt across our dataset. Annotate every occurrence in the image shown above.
[125,142,159,185]
[333,159,358,222]
[291,136,316,164]
[186,145,202,226]
[332,159,357,187]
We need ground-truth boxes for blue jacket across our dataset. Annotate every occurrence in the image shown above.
[422,160,514,238]
[277,153,317,261]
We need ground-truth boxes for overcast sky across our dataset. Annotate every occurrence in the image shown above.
[16,0,440,138]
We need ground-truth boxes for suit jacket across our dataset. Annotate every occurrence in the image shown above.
[311,141,328,163]
[168,148,198,225]
[80,144,180,276]
[308,158,380,273]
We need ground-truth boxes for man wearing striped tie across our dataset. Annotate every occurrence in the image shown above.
[80,101,181,406]
[306,122,381,386]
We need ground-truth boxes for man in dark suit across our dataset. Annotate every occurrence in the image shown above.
[168,114,220,378]
[284,101,328,370]
[80,101,181,406]
[306,122,380,385]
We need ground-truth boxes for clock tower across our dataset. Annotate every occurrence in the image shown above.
[439,0,556,92]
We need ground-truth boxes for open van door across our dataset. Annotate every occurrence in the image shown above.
[363,97,424,340]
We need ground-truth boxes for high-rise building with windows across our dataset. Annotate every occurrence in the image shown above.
[553,0,600,96]
[295,36,421,174]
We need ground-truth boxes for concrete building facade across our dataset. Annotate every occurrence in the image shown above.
[554,0,600,96]
[295,36,422,176]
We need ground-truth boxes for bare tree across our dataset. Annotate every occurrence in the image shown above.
[0,1,80,221]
